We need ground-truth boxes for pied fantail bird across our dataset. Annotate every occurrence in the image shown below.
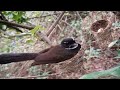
[0,38,81,66]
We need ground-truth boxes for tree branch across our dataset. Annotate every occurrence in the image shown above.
[37,31,52,46]
[46,11,65,36]
[0,20,34,30]
[0,12,23,32]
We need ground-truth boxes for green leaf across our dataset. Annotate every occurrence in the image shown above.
[12,11,27,23]
[80,65,120,79]
[26,39,34,44]
[30,25,45,36]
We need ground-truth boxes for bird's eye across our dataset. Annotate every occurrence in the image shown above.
[63,42,68,44]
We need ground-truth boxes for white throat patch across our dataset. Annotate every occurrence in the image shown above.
[65,43,78,50]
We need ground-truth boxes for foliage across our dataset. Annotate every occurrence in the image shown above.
[80,65,120,79]
[0,11,28,31]
[30,25,45,37]
[2,11,28,23]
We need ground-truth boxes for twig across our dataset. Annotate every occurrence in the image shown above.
[46,11,65,36]
[57,24,62,31]
[61,20,78,31]
[8,33,31,38]
[39,11,44,22]
[0,12,23,32]
[0,30,31,38]
[37,31,52,46]
[17,61,32,77]
[48,27,56,39]
[0,20,34,30]
[27,12,62,19]
[7,25,23,33]
[76,11,82,20]
[0,11,8,21]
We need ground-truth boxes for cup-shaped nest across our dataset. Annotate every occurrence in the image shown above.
[91,20,108,32]
[90,19,113,50]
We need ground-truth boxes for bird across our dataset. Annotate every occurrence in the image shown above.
[0,38,81,66]
[31,38,81,66]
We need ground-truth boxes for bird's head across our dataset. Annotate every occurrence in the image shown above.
[61,38,81,50]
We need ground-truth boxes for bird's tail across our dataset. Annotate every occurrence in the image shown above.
[0,53,38,64]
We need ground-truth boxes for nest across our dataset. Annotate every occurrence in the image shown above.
[90,19,113,50]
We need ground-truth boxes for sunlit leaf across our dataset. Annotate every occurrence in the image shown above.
[108,40,118,48]
[30,25,45,36]
[26,39,34,44]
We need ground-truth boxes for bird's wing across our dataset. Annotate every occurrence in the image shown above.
[38,46,53,54]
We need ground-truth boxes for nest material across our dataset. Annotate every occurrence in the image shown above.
[91,20,108,32]
[90,19,113,50]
